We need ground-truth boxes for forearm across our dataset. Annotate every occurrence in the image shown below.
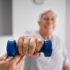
[63,63,70,70]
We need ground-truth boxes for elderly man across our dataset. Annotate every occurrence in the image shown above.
[17,9,70,70]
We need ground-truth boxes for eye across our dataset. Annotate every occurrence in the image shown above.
[44,17,49,21]
[51,17,55,21]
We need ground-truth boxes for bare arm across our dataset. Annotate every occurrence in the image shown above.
[63,63,70,70]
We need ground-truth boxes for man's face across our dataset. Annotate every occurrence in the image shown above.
[39,11,56,35]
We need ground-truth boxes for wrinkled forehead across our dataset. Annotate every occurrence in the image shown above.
[39,10,56,21]
[41,10,56,18]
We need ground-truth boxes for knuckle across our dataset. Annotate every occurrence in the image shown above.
[18,44,22,48]
[23,45,28,49]
[23,46,28,55]
[18,37,24,43]
[23,42,28,47]
[25,35,30,38]
[36,40,43,51]
[18,41,23,47]
[23,38,29,46]
[30,44,35,49]
[37,39,43,45]
[31,35,36,37]
[23,43,28,49]
[19,36,24,39]
[18,43,23,48]
[38,40,43,44]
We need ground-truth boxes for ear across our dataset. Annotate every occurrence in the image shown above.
[38,21,40,26]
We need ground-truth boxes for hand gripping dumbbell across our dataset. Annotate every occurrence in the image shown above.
[7,40,53,57]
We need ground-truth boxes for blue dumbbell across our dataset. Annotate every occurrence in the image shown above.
[7,40,53,57]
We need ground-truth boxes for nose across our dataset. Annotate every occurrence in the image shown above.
[47,20,52,25]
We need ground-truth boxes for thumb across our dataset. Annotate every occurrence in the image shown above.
[17,56,26,66]
[33,52,40,58]
[0,53,8,61]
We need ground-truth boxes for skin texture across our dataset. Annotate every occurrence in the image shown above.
[0,53,25,70]
[0,10,69,70]
[38,10,56,39]
[17,35,43,58]
[63,63,70,70]
[18,10,56,57]
[39,10,70,70]
[17,10,70,70]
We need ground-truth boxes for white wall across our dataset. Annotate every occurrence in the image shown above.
[0,0,12,56]
[12,1,69,69]
[12,0,66,41]
[0,36,12,56]
[0,0,70,68]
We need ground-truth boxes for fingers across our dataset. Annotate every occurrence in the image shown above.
[0,53,8,61]
[23,37,29,55]
[17,64,22,70]
[18,35,43,57]
[36,38,44,52]
[29,37,36,55]
[10,55,21,65]
[33,52,40,58]
[17,56,26,65]
[18,37,24,55]
[7,55,25,70]
[8,55,21,70]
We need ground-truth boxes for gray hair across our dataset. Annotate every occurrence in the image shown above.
[38,8,58,22]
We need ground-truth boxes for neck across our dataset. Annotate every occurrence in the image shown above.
[39,30,52,40]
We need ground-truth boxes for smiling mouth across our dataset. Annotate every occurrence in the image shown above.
[45,25,53,28]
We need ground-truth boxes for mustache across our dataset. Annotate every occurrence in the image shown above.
[45,24,53,28]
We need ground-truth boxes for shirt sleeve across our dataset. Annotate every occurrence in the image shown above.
[63,42,69,63]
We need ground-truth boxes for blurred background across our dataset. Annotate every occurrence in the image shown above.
[0,0,70,65]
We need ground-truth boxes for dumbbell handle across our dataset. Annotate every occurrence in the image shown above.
[7,40,53,57]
